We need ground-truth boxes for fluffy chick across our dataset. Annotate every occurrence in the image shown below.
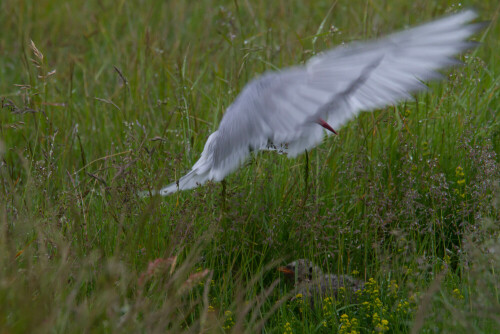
[278,259,364,304]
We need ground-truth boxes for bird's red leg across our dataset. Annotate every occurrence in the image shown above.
[317,118,337,135]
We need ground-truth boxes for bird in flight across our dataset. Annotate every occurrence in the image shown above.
[155,10,482,196]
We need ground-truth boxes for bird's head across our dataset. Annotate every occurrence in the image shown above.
[278,259,323,284]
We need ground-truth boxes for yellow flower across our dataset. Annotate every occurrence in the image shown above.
[452,288,464,300]
[223,310,235,330]
[283,322,293,334]
[295,293,303,299]
[397,301,410,314]
[339,314,353,334]
[323,296,334,316]
[339,286,347,299]
[457,179,466,185]
[323,296,333,305]
[352,270,360,276]
[372,313,389,332]
[389,280,399,297]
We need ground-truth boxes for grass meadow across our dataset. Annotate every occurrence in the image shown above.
[1,0,499,332]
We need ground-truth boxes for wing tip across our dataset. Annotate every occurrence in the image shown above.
[468,21,489,34]
[459,8,478,20]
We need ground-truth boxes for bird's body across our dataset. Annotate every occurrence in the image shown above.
[157,10,482,195]
[278,259,364,305]
[296,273,364,301]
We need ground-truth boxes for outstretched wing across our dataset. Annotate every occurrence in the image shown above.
[159,10,481,195]
[307,10,482,128]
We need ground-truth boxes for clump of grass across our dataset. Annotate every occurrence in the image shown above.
[0,198,286,333]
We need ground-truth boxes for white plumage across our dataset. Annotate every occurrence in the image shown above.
[157,10,482,196]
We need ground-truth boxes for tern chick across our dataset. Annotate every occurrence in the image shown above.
[278,259,364,305]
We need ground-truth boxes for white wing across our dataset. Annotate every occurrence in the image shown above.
[307,10,482,128]
[158,10,481,195]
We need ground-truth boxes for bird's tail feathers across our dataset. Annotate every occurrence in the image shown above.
[138,168,211,197]
[158,169,210,196]
[138,131,218,197]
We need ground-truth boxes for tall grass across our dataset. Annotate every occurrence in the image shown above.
[1,0,499,332]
